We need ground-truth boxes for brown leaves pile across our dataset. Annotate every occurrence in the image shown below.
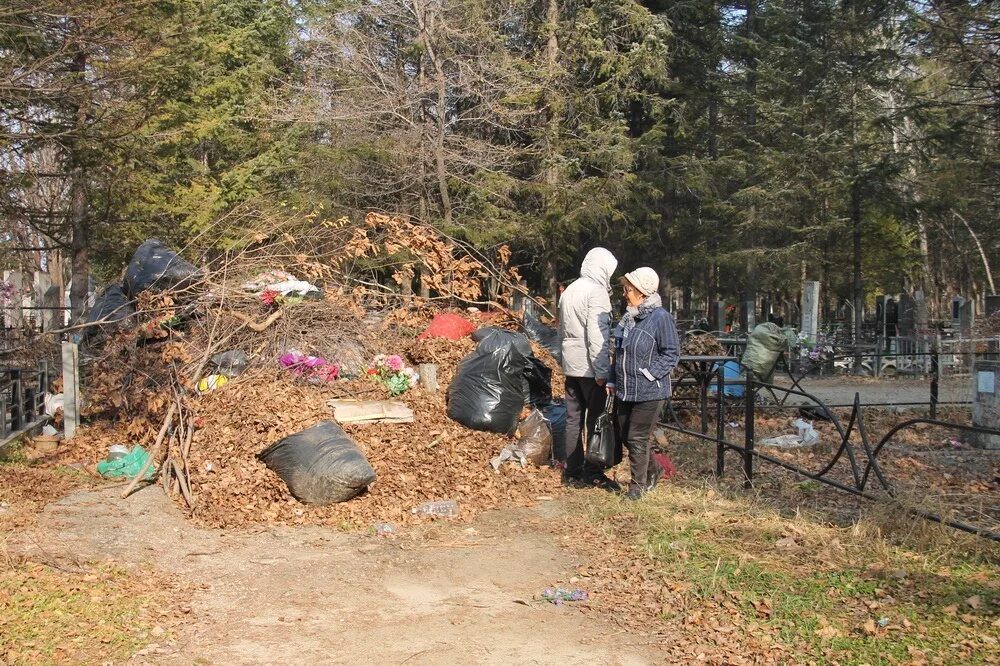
[183,370,561,528]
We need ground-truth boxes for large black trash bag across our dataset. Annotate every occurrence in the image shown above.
[525,357,552,407]
[123,239,203,299]
[521,310,561,363]
[84,285,135,337]
[257,421,376,505]
[447,338,527,435]
[449,327,556,434]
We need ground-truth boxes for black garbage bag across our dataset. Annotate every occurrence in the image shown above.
[123,239,203,299]
[257,421,376,504]
[84,285,135,337]
[449,327,556,434]
[521,310,562,363]
[211,350,249,378]
[525,356,552,407]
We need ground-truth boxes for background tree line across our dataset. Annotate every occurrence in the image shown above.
[1,0,996,327]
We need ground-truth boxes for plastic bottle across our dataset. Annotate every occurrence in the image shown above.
[107,445,129,461]
[410,499,459,517]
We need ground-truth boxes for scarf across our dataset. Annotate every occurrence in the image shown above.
[621,292,662,340]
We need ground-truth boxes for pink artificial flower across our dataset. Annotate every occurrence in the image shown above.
[261,289,279,306]
[387,354,404,372]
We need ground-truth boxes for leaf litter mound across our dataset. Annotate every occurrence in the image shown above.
[64,210,565,529]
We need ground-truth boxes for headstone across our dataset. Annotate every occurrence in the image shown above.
[898,292,916,337]
[960,300,975,337]
[419,363,439,392]
[952,295,964,327]
[801,281,820,340]
[969,360,1000,450]
[708,301,725,332]
[34,272,60,332]
[985,295,1000,317]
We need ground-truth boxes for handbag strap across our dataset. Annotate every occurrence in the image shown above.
[604,393,615,413]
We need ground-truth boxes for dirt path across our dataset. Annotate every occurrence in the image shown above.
[12,486,652,665]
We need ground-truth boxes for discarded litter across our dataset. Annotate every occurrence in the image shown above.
[541,587,589,605]
[490,446,528,471]
[107,444,130,461]
[197,374,229,393]
[758,434,812,449]
[279,350,340,383]
[792,418,819,445]
[210,350,249,378]
[328,399,414,424]
[96,446,155,480]
[411,499,459,517]
[373,523,397,536]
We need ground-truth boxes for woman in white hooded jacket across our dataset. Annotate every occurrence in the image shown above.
[557,247,619,489]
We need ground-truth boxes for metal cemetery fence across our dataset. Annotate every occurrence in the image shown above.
[664,356,1000,542]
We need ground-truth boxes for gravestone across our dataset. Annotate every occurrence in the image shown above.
[708,301,725,332]
[898,292,916,337]
[969,360,1000,450]
[960,300,976,337]
[952,295,964,327]
[801,281,820,340]
[985,295,1000,317]
[34,272,60,332]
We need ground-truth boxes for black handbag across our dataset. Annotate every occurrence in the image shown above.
[585,395,619,467]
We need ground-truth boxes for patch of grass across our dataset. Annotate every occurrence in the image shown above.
[571,484,1000,664]
[0,562,166,665]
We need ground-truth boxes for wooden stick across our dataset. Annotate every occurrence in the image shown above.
[121,401,176,498]
[171,459,195,509]
[228,309,284,333]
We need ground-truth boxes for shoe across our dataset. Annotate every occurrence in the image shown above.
[625,488,644,501]
[646,464,664,492]
[585,472,622,493]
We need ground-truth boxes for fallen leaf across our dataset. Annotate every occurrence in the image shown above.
[966,595,981,610]
[862,619,878,636]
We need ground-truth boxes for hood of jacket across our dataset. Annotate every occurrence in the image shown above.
[579,247,618,290]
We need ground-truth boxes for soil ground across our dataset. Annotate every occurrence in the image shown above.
[9,484,653,665]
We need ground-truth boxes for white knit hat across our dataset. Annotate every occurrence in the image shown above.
[622,267,659,297]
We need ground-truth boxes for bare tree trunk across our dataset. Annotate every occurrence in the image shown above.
[954,210,996,293]
[68,47,90,322]
[851,181,863,347]
[413,0,451,226]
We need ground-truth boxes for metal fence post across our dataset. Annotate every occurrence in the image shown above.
[930,347,939,420]
[10,369,23,431]
[61,342,81,439]
[715,365,725,477]
[744,373,755,489]
[0,394,6,439]
[874,335,882,378]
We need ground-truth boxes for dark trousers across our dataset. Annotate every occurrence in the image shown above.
[617,399,664,493]
[563,376,605,478]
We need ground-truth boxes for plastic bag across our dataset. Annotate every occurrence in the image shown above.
[257,421,376,504]
[515,409,552,466]
[521,310,561,363]
[447,338,527,434]
[741,322,789,382]
[84,285,135,336]
[585,396,618,467]
[792,418,819,444]
[123,239,203,299]
[96,446,154,480]
[211,350,249,378]
[418,313,476,340]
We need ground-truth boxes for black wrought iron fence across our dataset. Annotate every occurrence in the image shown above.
[663,356,1000,542]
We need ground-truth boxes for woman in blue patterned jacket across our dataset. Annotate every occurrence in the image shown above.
[605,267,680,500]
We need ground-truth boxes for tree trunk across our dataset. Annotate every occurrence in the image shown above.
[545,259,559,312]
[68,46,90,323]
[851,180,863,347]
[954,210,996,294]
